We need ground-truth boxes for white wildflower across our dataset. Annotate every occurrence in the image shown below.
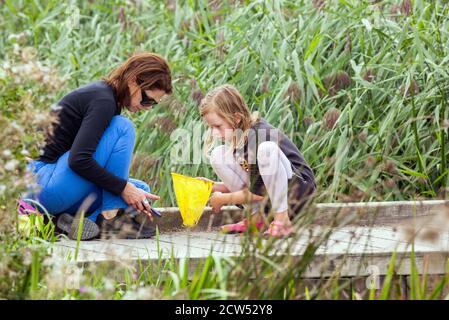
[2,149,12,157]
[122,287,146,300]
[44,257,83,291]
[0,184,6,196]
[5,159,19,171]
[42,255,63,268]
[10,121,22,131]
[21,47,37,61]
[13,43,20,55]
[22,63,34,75]
[8,33,19,41]
[20,149,30,156]
[22,250,32,266]
[8,31,31,43]
[362,18,372,32]
[38,64,50,73]
[34,113,47,123]
[103,278,115,291]
[122,286,160,300]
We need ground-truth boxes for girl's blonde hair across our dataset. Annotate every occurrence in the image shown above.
[199,84,259,155]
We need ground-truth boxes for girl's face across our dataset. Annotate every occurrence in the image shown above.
[203,111,235,141]
[127,80,166,112]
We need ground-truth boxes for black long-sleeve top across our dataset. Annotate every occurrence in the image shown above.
[38,81,128,196]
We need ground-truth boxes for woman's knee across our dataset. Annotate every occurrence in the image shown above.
[37,189,64,214]
[128,178,151,193]
[109,115,135,136]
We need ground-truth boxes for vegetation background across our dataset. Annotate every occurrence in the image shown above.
[1,0,448,300]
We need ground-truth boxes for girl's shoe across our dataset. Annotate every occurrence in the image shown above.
[263,220,294,238]
[220,218,264,234]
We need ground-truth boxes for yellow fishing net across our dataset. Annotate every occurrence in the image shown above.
[171,172,213,227]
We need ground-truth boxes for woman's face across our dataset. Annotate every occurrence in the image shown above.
[127,80,166,112]
[203,111,235,141]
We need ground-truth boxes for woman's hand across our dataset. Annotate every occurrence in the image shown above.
[209,192,226,214]
[121,182,160,219]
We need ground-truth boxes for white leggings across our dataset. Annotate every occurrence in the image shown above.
[210,141,293,214]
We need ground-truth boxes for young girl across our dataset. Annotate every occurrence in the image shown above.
[198,84,316,237]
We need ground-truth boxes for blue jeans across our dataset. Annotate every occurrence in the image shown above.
[24,115,150,222]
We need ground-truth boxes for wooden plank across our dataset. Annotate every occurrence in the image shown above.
[52,226,449,278]
[351,275,408,300]
[405,274,449,299]
[147,200,449,231]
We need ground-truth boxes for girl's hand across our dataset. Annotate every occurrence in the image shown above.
[196,176,215,184]
[121,182,160,218]
[209,192,225,214]
[196,177,219,192]
[196,177,230,193]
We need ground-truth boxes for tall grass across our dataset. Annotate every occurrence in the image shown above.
[2,0,449,206]
[1,0,449,300]
[5,203,449,300]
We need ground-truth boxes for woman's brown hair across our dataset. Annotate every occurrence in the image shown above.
[104,52,172,107]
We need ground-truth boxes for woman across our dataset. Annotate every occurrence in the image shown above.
[20,52,172,240]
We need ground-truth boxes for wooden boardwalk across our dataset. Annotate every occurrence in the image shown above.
[50,200,449,278]
[51,226,449,277]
